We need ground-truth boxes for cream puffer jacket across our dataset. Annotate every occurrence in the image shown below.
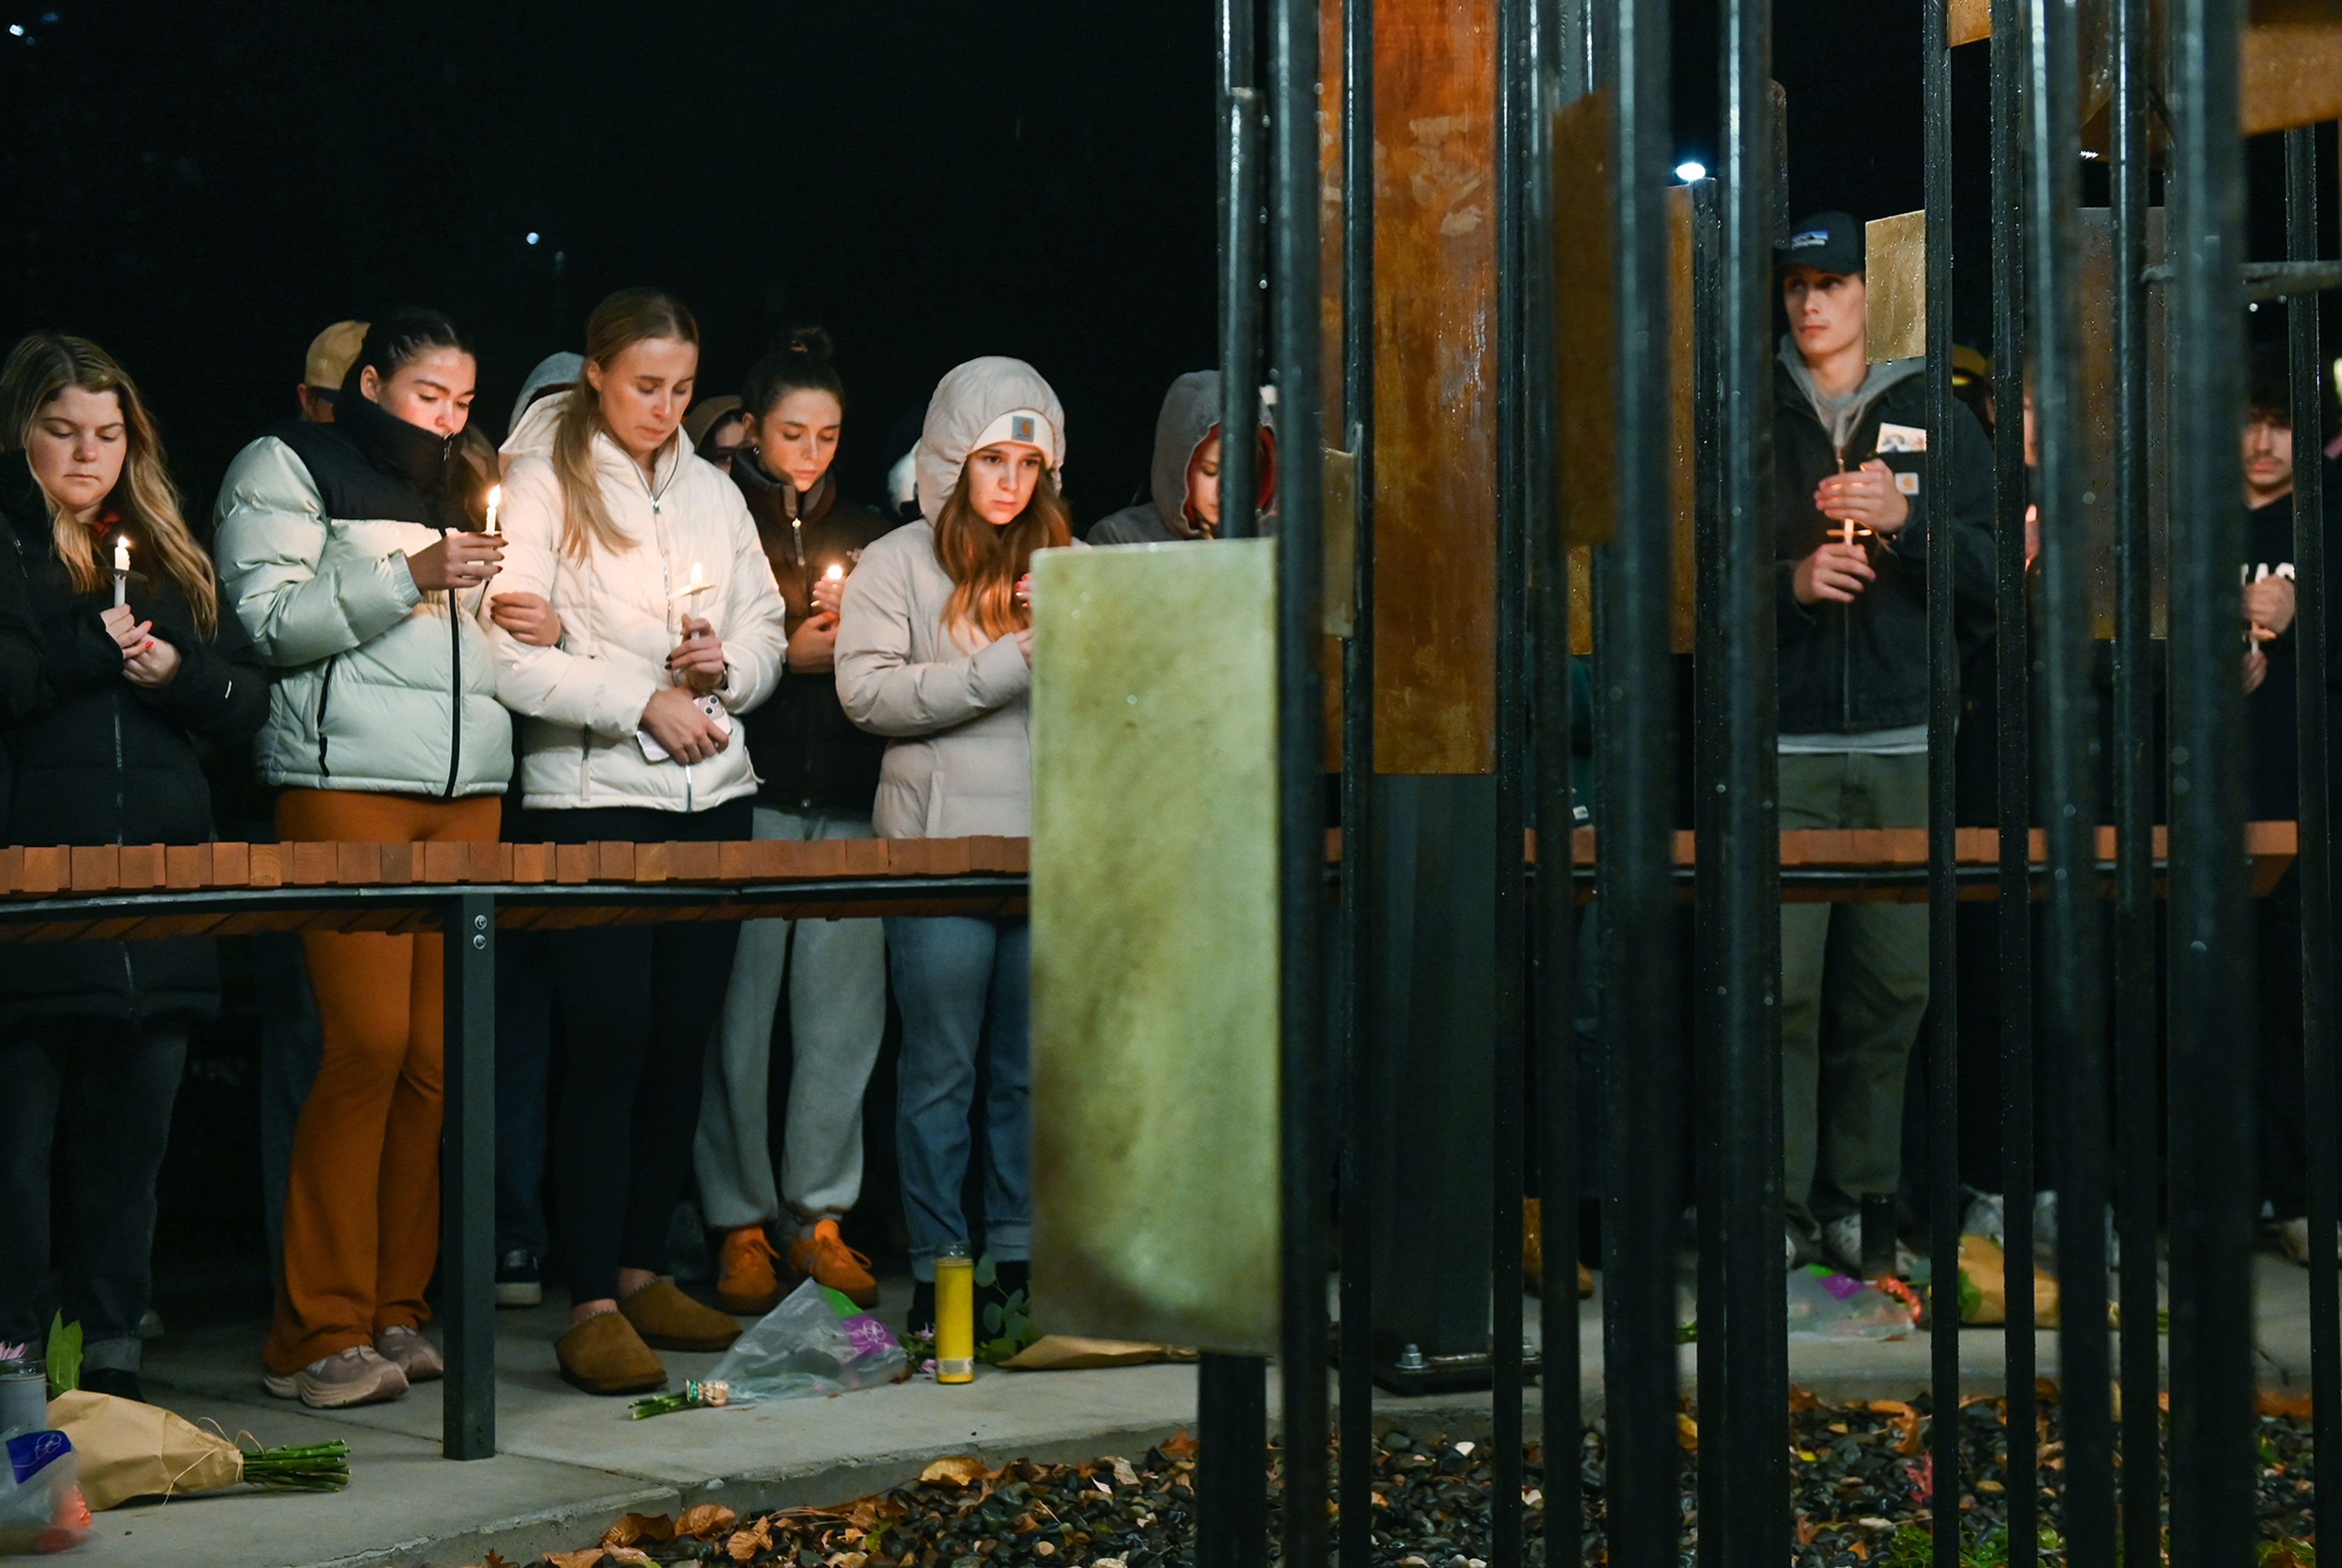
[216,434,513,798]
[489,422,788,814]
[836,357,1078,839]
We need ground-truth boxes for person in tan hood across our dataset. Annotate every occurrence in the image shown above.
[834,356,1077,1336]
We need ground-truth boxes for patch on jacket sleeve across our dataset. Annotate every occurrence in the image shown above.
[1876,421,1928,453]
[1895,471,1921,495]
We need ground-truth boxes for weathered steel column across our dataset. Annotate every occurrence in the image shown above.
[440,892,496,1459]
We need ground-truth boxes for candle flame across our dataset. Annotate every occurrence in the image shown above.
[823,564,843,582]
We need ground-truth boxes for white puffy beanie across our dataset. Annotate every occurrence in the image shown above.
[915,357,1067,523]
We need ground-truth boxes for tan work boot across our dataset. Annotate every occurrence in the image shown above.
[620,1277,743,1351]
[556,1310,666,1396]
[788,1219,882,1309]
[712,1225,784,1316]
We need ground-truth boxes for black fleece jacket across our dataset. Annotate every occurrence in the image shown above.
[733,454,897,815]
[1774,356,1998,735]
[0,451,270,1024]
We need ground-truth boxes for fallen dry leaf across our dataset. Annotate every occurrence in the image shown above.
[1160,1429,1199,1459]
[726,1519,774,1563]
[2258,1389,2315,1419]
[677,1503,737,1539]
[541,1552,604,1568]
[604,1552,655,1568]
[1796,1514,1820,1545]
[483,1555,515,1568]
[1789,1386,1825,1412]
[1111,1456,1141,1488]
[1674,1413,1699,1451]
[601,1513,676,1548]
[920,1454,993,1486]
[1868,1399,1922,1456]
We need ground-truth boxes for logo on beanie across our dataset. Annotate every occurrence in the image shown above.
[1012,415,1036,443]
[1785,228,1830,250]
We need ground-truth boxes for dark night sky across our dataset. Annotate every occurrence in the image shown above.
[0,2,2324,532]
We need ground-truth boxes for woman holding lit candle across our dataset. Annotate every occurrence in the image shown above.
[695,328,897,1317]
[489,288,787,1396]
[217,307,511,1409]
[0,333,265,1402]
[835,357,1078,1336]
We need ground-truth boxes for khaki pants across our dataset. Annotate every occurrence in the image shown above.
[1778,750,1930,1233]
[264,788,501,1375]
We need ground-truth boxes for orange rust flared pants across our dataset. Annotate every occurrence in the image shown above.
[263,788,501,1375]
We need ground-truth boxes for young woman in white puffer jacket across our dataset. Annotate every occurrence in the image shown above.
[489,288,788,1396]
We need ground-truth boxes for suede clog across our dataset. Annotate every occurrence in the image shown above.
[556,1310,666,1396]
[619,1277,744,1353]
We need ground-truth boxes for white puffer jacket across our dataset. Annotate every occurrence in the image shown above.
[489,420,788,814]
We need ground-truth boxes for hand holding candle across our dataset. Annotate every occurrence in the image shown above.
[668,609,727,695]
[1814,459,1908,540]
[811,562,846,618]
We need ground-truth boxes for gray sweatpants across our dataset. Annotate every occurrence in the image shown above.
[1778,750,1932,1233]
[695,805,889,1231]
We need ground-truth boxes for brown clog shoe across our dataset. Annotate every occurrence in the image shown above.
[619,1277,743,1353]
[556,1309,667,1395]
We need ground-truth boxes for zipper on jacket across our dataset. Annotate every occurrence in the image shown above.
[314,656,338,776]
[440,435,464,800]
[1834,435,1854,730]
[113,692,137,1009]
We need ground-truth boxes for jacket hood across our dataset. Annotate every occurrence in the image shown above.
[732,448,833,525]
[509,353,584,440]
[502,387,570,463]
[1776,335,1923,454]
[1148,371,1222,539]
[916,357,1066,523]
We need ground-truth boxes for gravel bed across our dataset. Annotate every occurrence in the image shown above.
[534,1395,2319,1568]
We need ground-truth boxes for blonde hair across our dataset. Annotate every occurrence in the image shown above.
[553,288,700,560]
[0,333,218,635]
[933,464,1073,646]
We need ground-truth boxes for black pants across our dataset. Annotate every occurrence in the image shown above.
[0,1017,188,1366]
[518,800,750,1303]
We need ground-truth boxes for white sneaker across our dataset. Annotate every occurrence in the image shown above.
[2279,1217,2342,1267]
[374,1325,444,1383]
[1821,1215,1917,1280]
[262,1345,409,1409]
[1960,1192,2007,1247]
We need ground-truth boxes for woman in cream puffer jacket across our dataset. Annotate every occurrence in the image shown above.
[487,289,789,1399]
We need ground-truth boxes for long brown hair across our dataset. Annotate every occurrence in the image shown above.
[0,334,219,635]
[934,465,1073,646]
[553,288,700,561]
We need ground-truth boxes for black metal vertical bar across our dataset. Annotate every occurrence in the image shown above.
[1713,0,1786,1556]
[440,892,496,1459]
[1921,9,1966,1567]
[1691,166,1728,1568]
[1270,0,1328,1563]
[1597,0,1681,1556]
[2109,0,2160,1553]
[2285,122,2340,1544]
[1531,4,1585,1560]
[1197,1355,1268,1568]
[1223,85,1265,546]
[2164,0,2254,1560]
[2023,0,2115,1561]
[1205,3,1269,1558]
[1989,1,2036,1558]
[1335,0,1376,1558]
[1492,0,1530,1559]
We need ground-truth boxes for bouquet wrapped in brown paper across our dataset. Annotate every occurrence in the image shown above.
[1001,1336,1198,1371]
[44,1391,348,1510]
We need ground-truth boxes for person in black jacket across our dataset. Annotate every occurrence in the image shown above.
[1771,213,1996,1276]
[695,329,897,1316]
[0,334,268,1402]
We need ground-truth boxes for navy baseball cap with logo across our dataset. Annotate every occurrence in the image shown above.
[1775,210,1865,277]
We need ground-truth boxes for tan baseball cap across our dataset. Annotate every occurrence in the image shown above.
[304,320,368,392]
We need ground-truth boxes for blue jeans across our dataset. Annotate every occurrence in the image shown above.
[886,915,1031,1281]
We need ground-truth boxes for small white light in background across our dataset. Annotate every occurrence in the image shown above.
[525,232,540,245]
[7,24,23,35]
[1675,160,1707,183]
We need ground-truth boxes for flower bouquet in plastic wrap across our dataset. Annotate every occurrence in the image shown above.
[629,1281,908,1419]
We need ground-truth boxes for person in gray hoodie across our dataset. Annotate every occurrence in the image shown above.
[1087,370,1274,545]
[834,356,1078,1336]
